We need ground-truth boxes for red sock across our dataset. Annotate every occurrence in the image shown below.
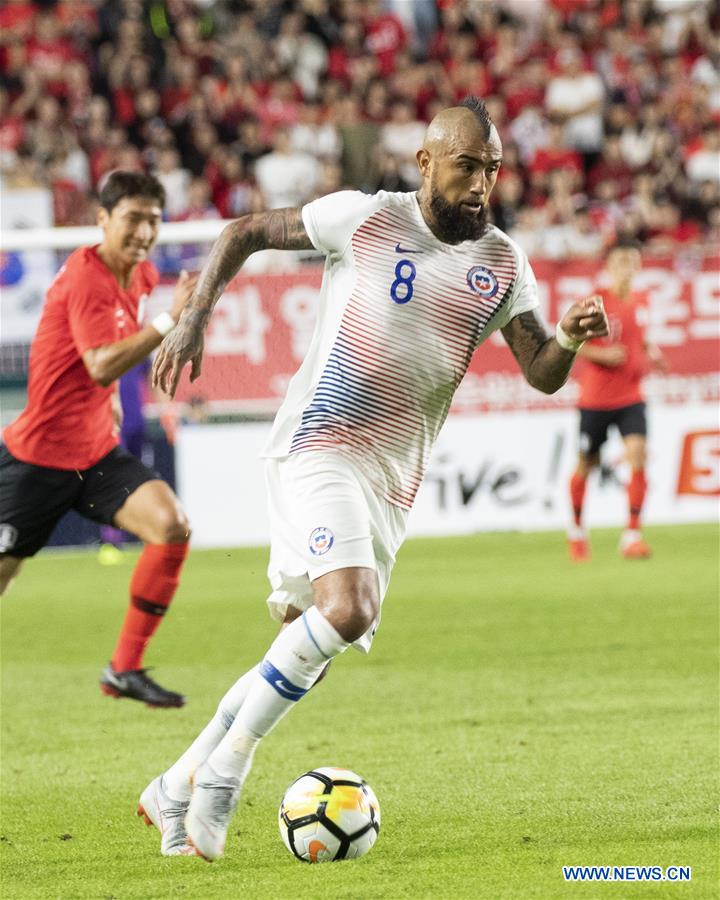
[111,542,189,672]
[570,471,587,527]
[627,469,647,530]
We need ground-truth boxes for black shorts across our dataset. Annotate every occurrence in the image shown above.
[0,445,160,557]
[578,402,647,457]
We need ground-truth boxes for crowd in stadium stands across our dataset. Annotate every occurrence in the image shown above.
[1,0,718,259]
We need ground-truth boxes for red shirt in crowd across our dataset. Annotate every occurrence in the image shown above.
[529,145,583,177]
[577,288,649,410]
[4,246,158,470]
[0,2,37,38]
[365,11,406,76]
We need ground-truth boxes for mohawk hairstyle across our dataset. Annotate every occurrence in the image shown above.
[458,96,493,139]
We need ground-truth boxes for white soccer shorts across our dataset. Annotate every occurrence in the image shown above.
[264,451,408,652]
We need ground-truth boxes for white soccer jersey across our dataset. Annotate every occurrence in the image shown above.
[263,190,540,509]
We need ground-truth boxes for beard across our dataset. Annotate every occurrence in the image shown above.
[428,185,490,244]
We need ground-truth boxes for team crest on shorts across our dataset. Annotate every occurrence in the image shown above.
[309,526,334,556]
[466,265,499,298]
[0,523,18,552]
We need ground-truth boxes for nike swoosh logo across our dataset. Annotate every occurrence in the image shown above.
[395,243,423,254]
[275,678,301,695]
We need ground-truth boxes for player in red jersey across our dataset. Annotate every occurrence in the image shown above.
[568,239,668,561]
[0,171,198,707]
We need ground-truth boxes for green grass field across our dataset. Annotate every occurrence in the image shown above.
[1,525,717,899]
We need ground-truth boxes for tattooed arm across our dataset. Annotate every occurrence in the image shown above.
[153,209,313,396]
[501,295,609,394]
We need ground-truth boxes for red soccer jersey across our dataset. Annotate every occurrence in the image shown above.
[4,246,158,470]
[577,288,649,410]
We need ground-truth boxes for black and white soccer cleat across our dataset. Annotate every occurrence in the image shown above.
[100,664,186,708]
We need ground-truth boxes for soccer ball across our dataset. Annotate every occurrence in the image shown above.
[278,766,380,863]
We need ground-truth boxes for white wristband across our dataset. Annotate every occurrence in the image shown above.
[555,322,584,353]
[151,311,176,337]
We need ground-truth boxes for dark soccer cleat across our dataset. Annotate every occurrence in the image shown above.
[100,664,186,708]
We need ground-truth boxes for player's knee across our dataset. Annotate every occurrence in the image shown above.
[335,585,379,643]
[628,447,646,469]
[353,587,379,634]
[150,506,191,544]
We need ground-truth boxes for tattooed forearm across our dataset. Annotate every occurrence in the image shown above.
[185,208,314,322]
[504,311,552,367]
[502,310,576,394]
[264,208,315,250]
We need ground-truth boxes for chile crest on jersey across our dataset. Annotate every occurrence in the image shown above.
[466,265,499,298]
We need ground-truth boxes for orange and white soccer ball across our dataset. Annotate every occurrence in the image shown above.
[278,766,380,862]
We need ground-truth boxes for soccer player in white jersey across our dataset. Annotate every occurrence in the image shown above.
[143,97,608,860]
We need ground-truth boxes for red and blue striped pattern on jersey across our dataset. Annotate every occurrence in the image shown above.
[289,206,518,509]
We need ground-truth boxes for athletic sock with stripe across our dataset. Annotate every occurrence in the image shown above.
[163,664,260,800]
[207,607,349,780]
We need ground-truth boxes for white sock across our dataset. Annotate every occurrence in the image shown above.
[207,607,349,780]
[163,664,259,800]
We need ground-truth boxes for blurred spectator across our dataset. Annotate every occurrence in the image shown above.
[290,101,341,160]
[587,135,634,199]
[363,0,407,77]
[179,121,217,177]
[337,95,380,190]
[684,179,720,230]
[373,152,414,193]
[364,78,390,122]
[176,176,220,223]
[254,128,320,208]
[619,105,663,171]
[492,170,524,233]
[276,10,328,99]
[153,147,191,219]
[56,132,91,192]
[25,96,66,165]
[26,11,79,98]
[213,153,262,219]
[685,125,720,184]
[2,143,45,189]
[530,120,583,181]
[379,99,426,188]
[255,75,302,142]
[545,46,605,158]
[509,207,548,258]
[48,153,91,226]
[646,197,702,251]
[234,118,270,170]
[314,159,344,197]
[114,142,143,173]
[509,103,549,166]
[327,18,366,86]
[162,54,198,126]
[547,205,605,260]
[386,0,437,58]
